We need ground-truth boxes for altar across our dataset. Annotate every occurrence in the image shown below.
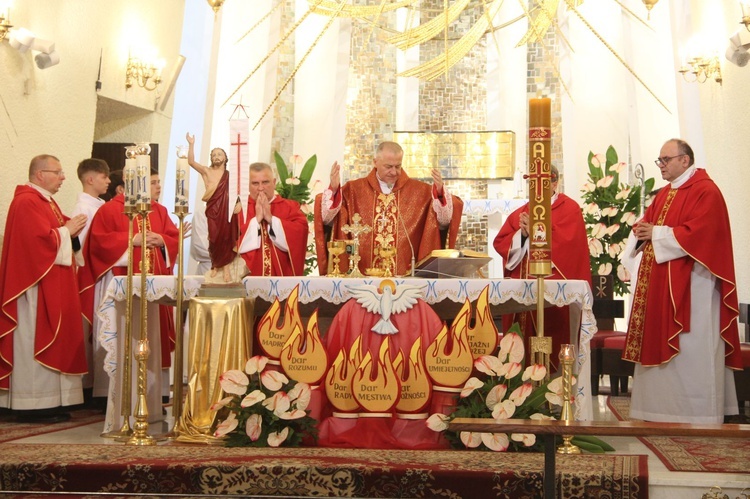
[97,275,596,433]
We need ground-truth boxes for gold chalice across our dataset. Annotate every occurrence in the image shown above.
[327,240,347,277]
[378,246,396,277]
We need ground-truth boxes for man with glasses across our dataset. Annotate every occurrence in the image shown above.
[623,138,743,424]
[0,155,89,422]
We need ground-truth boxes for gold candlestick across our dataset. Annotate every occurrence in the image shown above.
[101,207,136,439]
[557,343,580,454]
[167,207,188,439]
[127,202,156,446]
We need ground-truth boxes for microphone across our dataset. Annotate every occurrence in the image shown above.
[396,203,416,277]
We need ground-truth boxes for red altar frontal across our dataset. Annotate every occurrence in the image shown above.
[96,276,596,443]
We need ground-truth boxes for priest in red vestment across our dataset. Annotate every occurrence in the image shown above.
[623,138,742,424]
[493,165,591,369]
[314,141,463,277]
[237,162,309,276]
[0,155,88,421]
[79,170,179,370]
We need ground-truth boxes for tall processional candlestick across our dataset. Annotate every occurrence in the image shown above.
[167,145,189,439]
[127,141,156,446]
[101,145,138,439]
[526,98,553,374]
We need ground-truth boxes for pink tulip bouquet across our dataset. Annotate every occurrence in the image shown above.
[426,323,576,452]
[212,355,318,447]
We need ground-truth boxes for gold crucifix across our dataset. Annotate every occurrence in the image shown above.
[342,213,371,278]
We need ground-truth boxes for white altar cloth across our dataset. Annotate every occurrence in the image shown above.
[98,276,596,431]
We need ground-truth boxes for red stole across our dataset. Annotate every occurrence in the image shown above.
[623,169,742,368]
[0,185,86,389]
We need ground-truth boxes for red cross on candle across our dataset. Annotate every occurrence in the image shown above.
[524,157,551,201]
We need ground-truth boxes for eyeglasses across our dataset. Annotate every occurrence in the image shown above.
[654,154,685,167]
[40,170,65,177]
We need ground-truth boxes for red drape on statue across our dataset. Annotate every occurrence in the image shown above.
[205,170,239,270]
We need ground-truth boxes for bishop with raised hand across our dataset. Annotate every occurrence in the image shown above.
[313,141,463,276]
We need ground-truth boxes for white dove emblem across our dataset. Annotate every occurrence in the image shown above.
[348,281,424,335]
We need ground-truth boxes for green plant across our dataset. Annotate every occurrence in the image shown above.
[273,152,319,275]
[213,355,318,447]
[580,146,655,296]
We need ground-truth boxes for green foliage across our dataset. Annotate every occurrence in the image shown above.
[273,152,318,275]
[581,145,655,296]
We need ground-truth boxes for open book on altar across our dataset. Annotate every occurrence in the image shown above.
[414,249,493,278]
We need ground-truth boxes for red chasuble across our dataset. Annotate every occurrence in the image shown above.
[493,193,592,367]
[313,169,463,276]
[79,194,179,368]
[623,169,742,369]
[239,196,309,276]
[0,185,87,389]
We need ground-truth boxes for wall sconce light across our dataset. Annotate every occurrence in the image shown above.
[125,51,165,91]
[0,6,12,41]
[741,1,750,32]
[679,55,722,84]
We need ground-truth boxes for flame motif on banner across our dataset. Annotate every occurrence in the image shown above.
[393,339,432,413]
[466,286,499,357]
[257,285,303,359]
[352,339,401,413]
[424,321,474,388]
[324,337,363,413]
[280,309,328,385]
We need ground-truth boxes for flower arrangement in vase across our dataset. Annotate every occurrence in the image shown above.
[580,146,655,296]
[213,355,318,447]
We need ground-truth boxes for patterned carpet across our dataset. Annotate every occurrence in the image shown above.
[0,408,105,444]
[608,396,750,474]
[0,443,648,498]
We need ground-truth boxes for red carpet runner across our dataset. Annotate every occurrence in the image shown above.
[608,395,750,474]
[0,443,647,498]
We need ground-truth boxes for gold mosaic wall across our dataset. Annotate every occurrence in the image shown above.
[270,0,297,167]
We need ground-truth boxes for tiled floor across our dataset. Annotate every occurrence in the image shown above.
[4,380,750,498]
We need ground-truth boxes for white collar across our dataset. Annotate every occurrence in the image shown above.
[376,173,395,194]
[27,182,53,200]
[671,165,696,189]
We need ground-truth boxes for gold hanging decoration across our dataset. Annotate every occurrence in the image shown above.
[207,0,226,14]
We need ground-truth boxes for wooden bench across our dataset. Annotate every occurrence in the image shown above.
[449,417,750,499]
